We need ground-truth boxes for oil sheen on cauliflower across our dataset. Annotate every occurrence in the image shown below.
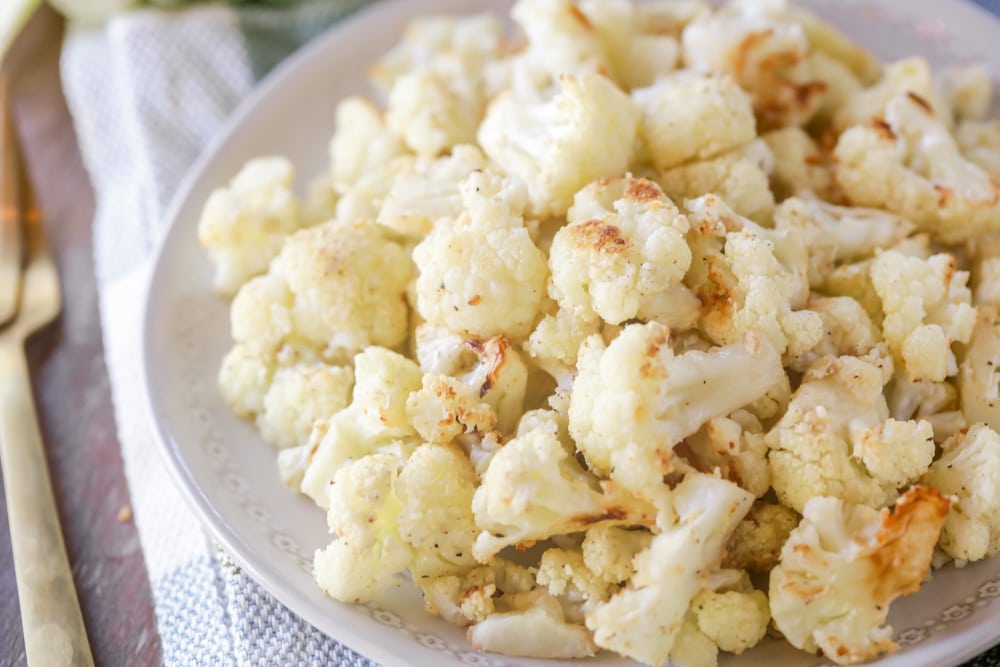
[770,487,950,665]
[412,170,547,341]
[197,157,303,296]
[569,321,784,514]
[478,72,639,218]
[585,473,755,667]
[548,176,698,328]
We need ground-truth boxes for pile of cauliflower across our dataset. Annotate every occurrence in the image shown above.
[198,0,1000,665]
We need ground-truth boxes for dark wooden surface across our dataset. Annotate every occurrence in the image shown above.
[0,6,162,666]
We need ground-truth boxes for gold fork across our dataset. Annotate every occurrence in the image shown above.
[0,75,94,666]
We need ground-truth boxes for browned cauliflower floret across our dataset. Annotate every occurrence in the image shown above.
[412,170,548,341]
[770,487,950,665]
[722,501,800,573]
[405,373,496,445]
[835,92,1000,244]
[549,176,697,328]
[833,57,949,132]
[761,127,832,200]
[679,410,770,498]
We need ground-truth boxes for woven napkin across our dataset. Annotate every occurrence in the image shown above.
[57,0,1000,666]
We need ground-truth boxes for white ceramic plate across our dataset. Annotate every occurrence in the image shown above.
[142,1,1000,665]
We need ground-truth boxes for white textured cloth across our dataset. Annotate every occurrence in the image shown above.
[59,3,376,664]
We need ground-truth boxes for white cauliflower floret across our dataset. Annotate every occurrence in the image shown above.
[328,97,408,194]
[769,487,950,665]
[231,219,411,364]
[586,474,754,666]
[478,73,639,218]
[472,417,655,560]
[788,296,881,374]
[299,348,423,506]
[807,51,864,125]
[525,306,601,386]
[506,0,609,97]
[537,547,615,622]
[579,0,685,90]
[369,13,503,93]
[773,196,914,288]
[258,363,353,449]
[313,451,412,604]
[692,587,770,655]
[870,250,976,382]
[218,342,273,417]
[973,234,1000,307]
[956,119,1000,180]
[943,64,992,120]
[412,170,547,340]
[761,128,832,200]
[412,323,477,375]
[960,308,1000,431]
[631,74,755,170]
[681,2,826,129]
[405,373,496,445]
[680,410,770,498]
[549,176,697,328]
[198,157,302,296]
[581,524,653,585]
[685,196,821,357]
[395,442,480,578]
[377,145,488,237]
[658,149,776,224]
[468,591,598,659]
[922,423,1000,562]
[833,57,949,132]
[385,57,487,159]
[766,355,933,513]
[722,501,800,573]
[835,92,1000,244]
[569,322,784,514]
[888,372,964,443]
[419,557,535,626]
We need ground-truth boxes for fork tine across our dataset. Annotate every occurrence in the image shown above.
[0,73,23,327]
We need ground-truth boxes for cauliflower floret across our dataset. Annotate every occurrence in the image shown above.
[218,342,274,417]
[579,0,686,90]
[585,473,754,666]
[887,371,964,443]
[773,196,914,288]
[569,322,784,514]
[328,97,408,194]
[412,170,547,340]
[680,410,770,498]
[581,524,653,585]
[684,196,821,357]
[257,363,353,449]
[973,233,1000,307]
[412,323,477,375]
[722,501,800,573]
[823,259,885,327]
[833,57,949,133]
[807,51,865,126]
[537,547,615,622]
[472,417,656,560]
[525,305,601,386]
[692,587,770,655]
[658,149,776,224]
[631,74,755,170]
[197,157,302,296]
[468,590,598,659]
[960,308,1000,431]
[761,128,832,200]
[786,296,881,373]
[835,92,1000,244]
[299,348,423,506]
[313,451,412,604]
[478,73,639,218]
[943,64,992,120]
[368,13,503,94]
[419,557,535,626]
[922,423,1000,562]
[405,373,496,445]
[681,2,826,129]
[769,487,951,665]
[549,176,697,328]
[956,119,1000,180]
[230,219,411,364]
[395,442,480,578]
[870,250,977,382]
[766,355,934,513]
[377,144,488,237]
[385,57,487,159]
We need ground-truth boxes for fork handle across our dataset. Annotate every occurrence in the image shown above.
[0,342,94,667]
